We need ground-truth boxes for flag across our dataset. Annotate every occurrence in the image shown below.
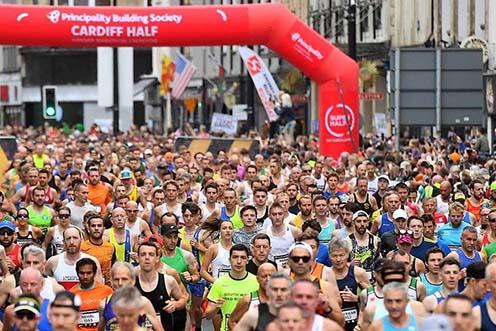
[207,50,225,80]
[160,54,175,96]
[171,54,197,100]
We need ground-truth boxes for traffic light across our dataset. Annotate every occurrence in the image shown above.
[42,86,57,120]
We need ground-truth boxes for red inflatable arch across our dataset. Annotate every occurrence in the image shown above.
[0,3,358,158]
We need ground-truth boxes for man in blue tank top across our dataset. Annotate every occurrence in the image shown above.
[473,262,496,330]
[368,282,418,331]
[445,226,482,291]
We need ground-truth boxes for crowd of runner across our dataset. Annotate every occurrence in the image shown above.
[0,124,495,331]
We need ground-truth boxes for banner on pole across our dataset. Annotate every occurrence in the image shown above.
[238,47,280,122]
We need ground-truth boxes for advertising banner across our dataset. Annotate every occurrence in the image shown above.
[238,47,280,122]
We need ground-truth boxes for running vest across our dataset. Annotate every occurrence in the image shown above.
[335,266,359,331]
[407,277,419,301]
[349,233,376,279]
[249,290,261,310]
[70,282,113,331]
[433,290,447,304]
[353,193,375,216]
[381,315,417,331]
[135,273,187,331]
[27,205,52,232]
[378,213,394,237]
[220,206,243,230]
[466,198,481,221]
[456,248,482,290]
[52,225,66,255]
[210,243,231,279]
[267,225,295,269]
[53,253,91,290]
[318,220,334,245]
[255,303,275,331]
[15,225,35,247]
[256,206,269,225]
[419,273,442,297]
[108,228,131,262]
[125,219,143,239]
[160,247,189,285]
[480,301,496,331]
[6,244,21,270]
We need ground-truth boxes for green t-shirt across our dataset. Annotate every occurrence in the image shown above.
[207,272,259,331]
[484,242,496,261]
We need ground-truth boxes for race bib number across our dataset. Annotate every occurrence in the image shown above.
[273,254,289,269]
[79,310,100,326]
[343,307,358,323]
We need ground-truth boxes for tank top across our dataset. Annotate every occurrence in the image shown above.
[52,225,66,255]
[456,248,482,290]
[71,282,113,330]
[311,315,325,331]
[335,266,359,331]
[267,225,295,269]
[220,206,243,230]
[126,217,142,238]
[353,193,375,216]
[15,225,35,247]
[373,301,414,321]
[161,248,189,285]
[433,290,447,304]
[378,213,395,237]
[53,253,91,290]
[255,303,275,331]
[419,273,443,297]
[256,206,269,225]
[128,185,139,202]
[349,233,376,279]
[480,301,496,331]
[6,244,21,270]
[135,273,174,331]
[407,277,419,301]
[249,290,261,310]
[108,228,131,262]
[27,205,52,232]
[210,243,231,279]
[318,220,334,245]
[466,198,482,221]
[381,315,417,331]
[40,277,57,301]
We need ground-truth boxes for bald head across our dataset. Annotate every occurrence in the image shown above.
[431,175,443,185]
[20,267,43,296]
[257,263,277,289]
[125,201,138,210]
[440,181,452,199]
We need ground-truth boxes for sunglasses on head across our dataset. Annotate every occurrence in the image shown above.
[399,229,414,236]
[290,255,311,263]
[15,311,37,320]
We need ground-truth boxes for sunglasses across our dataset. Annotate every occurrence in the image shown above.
[15,311,37,320]
[126,209,139,213]
[58,214,70,219]
[489,218,496,223]
[16,215,28,219]
[0,230,14,236]
[399,229,414,236]
[290,255,311,263]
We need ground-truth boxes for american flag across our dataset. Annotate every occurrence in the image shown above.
[171,53,197,99]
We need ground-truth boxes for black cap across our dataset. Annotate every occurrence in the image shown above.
[161,224,179,236]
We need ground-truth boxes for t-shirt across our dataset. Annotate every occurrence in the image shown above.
[411,239,437,261]
[437,222,470,250]
[232,225,262,248]
[207,272,259,331]
[246,259,278,275]
[66,201,98,229]
[87,183,112,215]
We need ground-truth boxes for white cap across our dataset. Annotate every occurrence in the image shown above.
[393,209,408,220]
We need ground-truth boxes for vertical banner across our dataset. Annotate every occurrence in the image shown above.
[319,81,359,158]
[238,47,280,122]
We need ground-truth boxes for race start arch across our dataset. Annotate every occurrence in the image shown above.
[0,3,358,158]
